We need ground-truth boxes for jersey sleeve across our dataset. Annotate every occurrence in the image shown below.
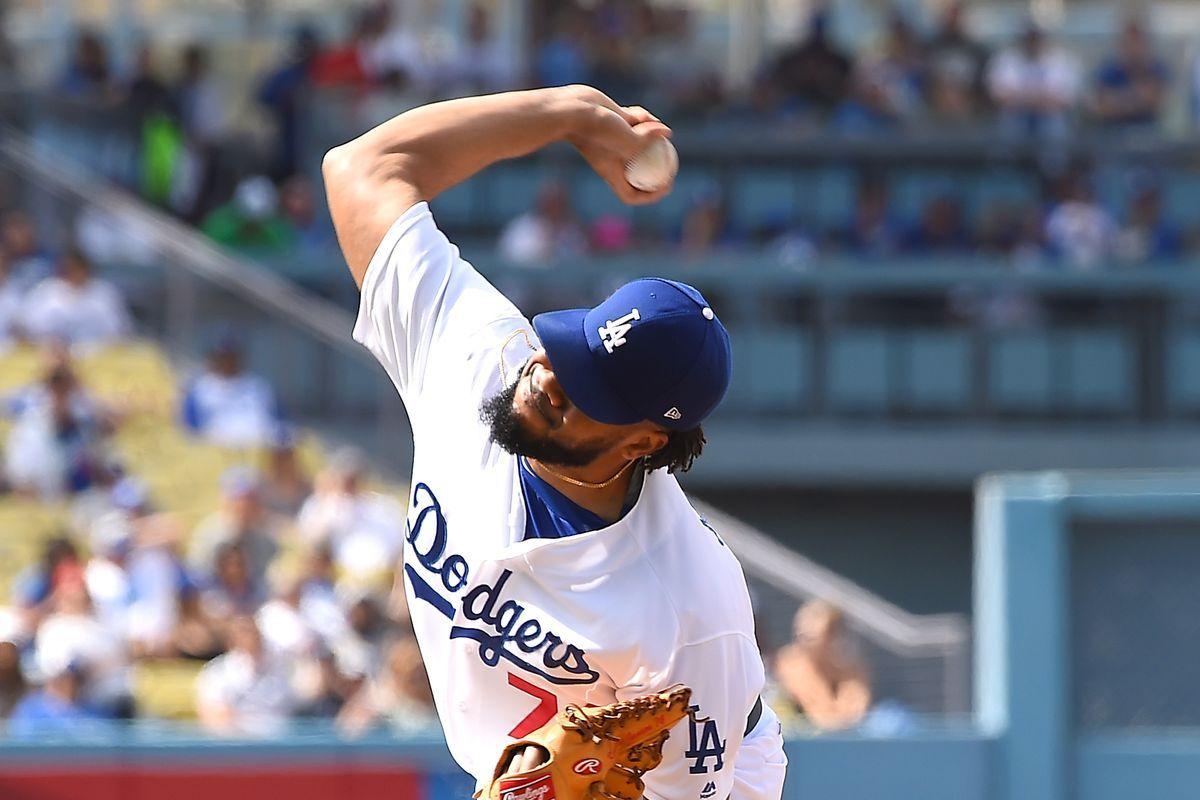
[632,633,766,800]
[352,202,524,430]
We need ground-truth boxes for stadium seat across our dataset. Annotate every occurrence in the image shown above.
[729,171,798,234]
[1062,328,1136,414]
[132,659,205,720]
[898,331,971,413]
[728,329,811,412]
[828,329,890,413]
[1168,332,1200,413]
[989,332,1055,414]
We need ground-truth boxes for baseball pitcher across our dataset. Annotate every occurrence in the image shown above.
[323,85,787,800]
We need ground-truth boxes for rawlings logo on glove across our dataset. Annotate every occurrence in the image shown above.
[484,686,701,800]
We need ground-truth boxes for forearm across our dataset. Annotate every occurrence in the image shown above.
[324,84,668,284]
[330,86,591,202]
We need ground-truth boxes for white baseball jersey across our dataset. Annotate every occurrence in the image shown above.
[353,202,787,800]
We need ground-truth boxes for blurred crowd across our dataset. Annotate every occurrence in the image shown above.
[0,341,436,739]
[498,163,1189,272]
[12,1,1198,136]
[1,2,1196,277]
[0,442,434,739]
[0,220,438,737]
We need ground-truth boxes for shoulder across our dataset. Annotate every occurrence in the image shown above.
[357,201,440,298]
[630,473,756,642]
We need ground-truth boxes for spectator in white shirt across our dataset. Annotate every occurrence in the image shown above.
[34,567,133,718]
[988,22,1081,138]
[21,248,131,350]
[442,4,518,95]
[337,636,436,737]
[497,182,587,266]
[297,448,404,586]
[1045,173,1117,270]
[181,339,281,448]
[4,358,113,499]
[196,615,296,737]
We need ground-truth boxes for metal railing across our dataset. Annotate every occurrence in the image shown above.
[694,497,971,715]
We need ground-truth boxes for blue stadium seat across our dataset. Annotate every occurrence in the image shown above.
[483,166,556,227]
[966,170,1038,218]
[735,329,811,411]
[642,167,722,230]
[891,170,958,221]
[899,331,971,412]
[1168,332,1200,412]
[572,168,627,221]
[729,170,798,233]
[828,329,890,412]
[430,181,477,226]
[805,167,855,231]
[1062,329,1135,413]
[989,332,1055,413]
[1163,177,1200,227]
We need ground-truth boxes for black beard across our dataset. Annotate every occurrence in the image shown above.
[480,377,606,468]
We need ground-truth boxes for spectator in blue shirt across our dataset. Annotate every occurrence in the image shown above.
[58,29,113,100]
[8,661,110,738]
[258,26,319,180]
[1115,185,1183,263]
[905,195,973,255]
[841,176,906,257]
[535,8,592,88]
[181,338,281,448]
[1092,18,1169,129]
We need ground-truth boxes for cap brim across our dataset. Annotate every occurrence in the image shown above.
[532,309,643,426]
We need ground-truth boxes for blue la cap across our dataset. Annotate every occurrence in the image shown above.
[532,278,732,431]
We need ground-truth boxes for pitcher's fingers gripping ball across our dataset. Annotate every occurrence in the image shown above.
[485,686,699,800]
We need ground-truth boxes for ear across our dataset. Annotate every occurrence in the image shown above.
[619,426,669,462]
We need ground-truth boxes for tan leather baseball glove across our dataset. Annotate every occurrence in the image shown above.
[484,685,696,800]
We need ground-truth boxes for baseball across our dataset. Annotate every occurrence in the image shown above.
[625,137,679,193]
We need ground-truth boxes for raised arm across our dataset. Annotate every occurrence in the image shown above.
[322,85,672,286]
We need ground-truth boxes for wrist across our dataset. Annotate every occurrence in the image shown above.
[550,85,610,144]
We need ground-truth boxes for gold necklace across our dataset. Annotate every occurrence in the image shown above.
[529,457,637,489]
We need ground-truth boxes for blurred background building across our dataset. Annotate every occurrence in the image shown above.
[0,1,1199,799]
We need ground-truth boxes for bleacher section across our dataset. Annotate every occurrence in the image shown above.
[0,343,405,720]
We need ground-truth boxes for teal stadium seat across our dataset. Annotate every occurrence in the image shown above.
[485,166,556,227]
[892,170,958,220]
[430,181,477,227]
[643,168,722,230]
[1168,332,1200,413]
[989,332,1055,413]
[828,329,890,413]
[967,170,1038,218]
[573,167,627,221]
[804,167,855,231]
[729,171,797,234]
[1062,328,1135,413]
[730,329,811,412]
[898,330,971,412]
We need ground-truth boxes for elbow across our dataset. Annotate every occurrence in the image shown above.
[323,142,418,197]
[322,144,354,188]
